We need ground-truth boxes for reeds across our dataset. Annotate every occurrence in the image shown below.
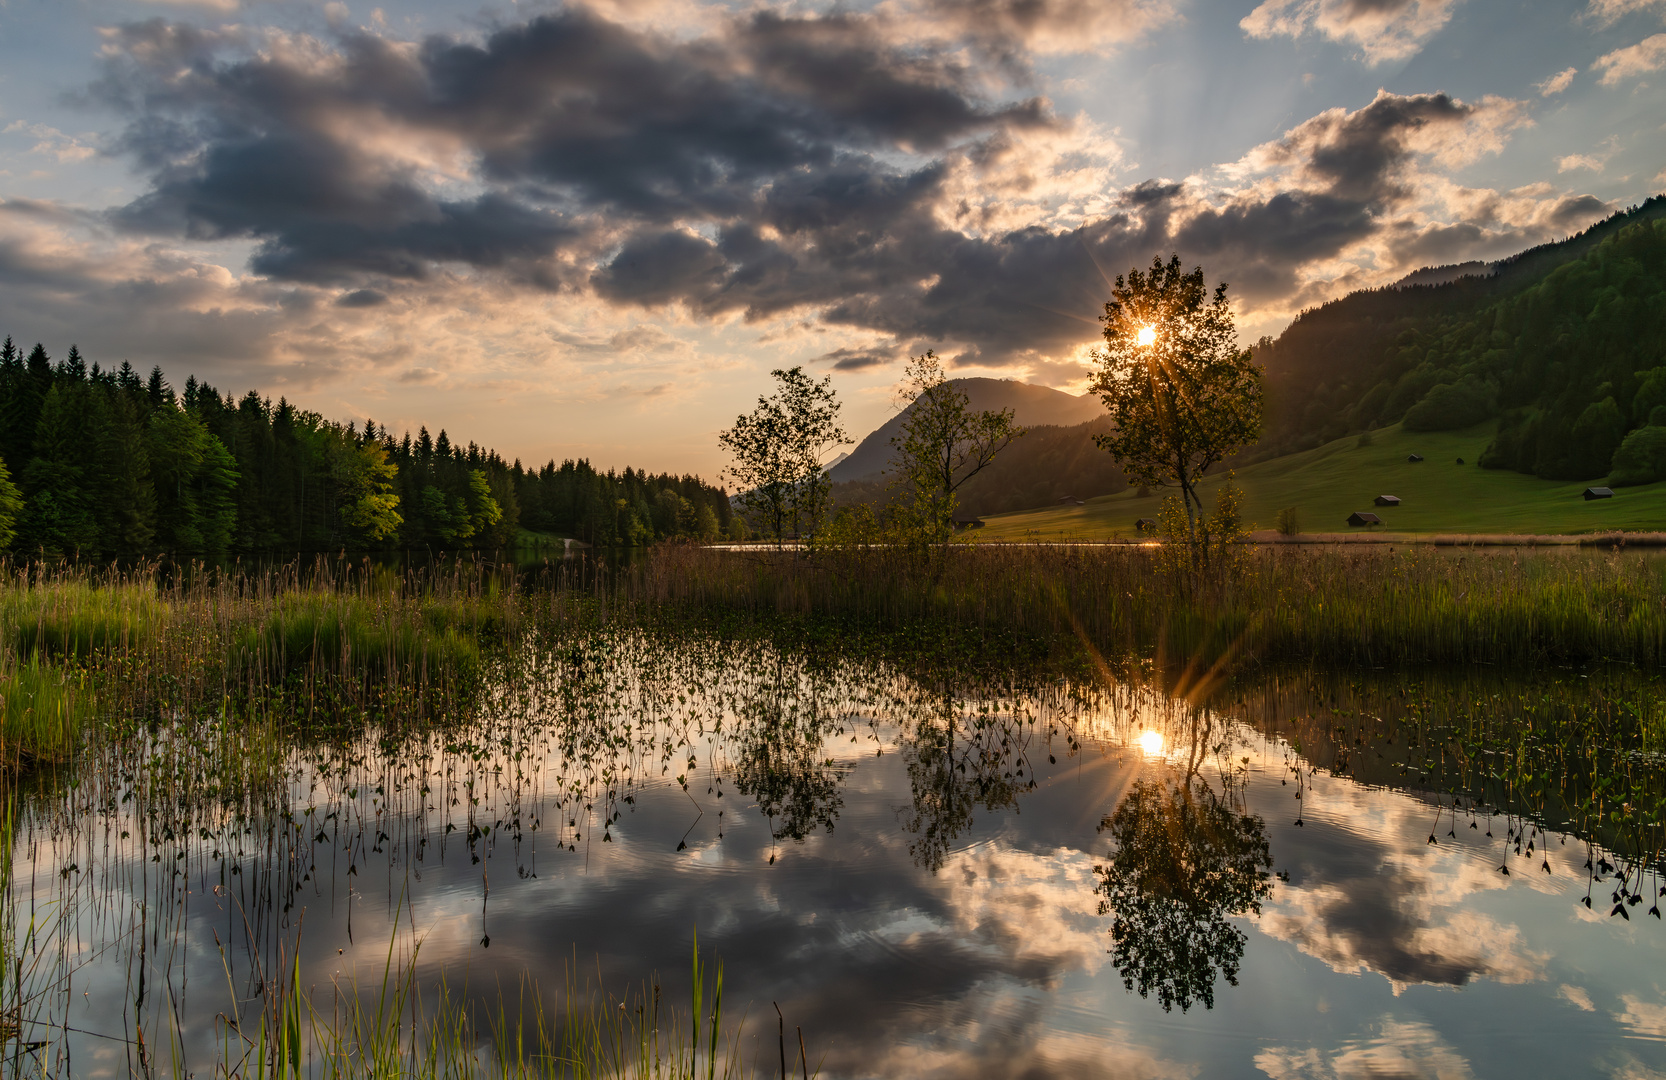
[619,543,1666,670]
[0,556,524,764]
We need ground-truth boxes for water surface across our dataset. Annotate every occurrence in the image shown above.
[12,631,1665,1079]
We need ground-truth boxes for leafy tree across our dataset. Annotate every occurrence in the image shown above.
[1095,776,1273,1013]
[719,367,849,547]
[331,436,403,543]
[0,454,22,549]
[1090,255,1263,532]
[1610,425,1666,486]
[887,350,1026,547]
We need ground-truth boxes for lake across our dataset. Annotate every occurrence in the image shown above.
[9,625,1665,1079]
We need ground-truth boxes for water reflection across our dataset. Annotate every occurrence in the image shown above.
[5,630,1665,1078]
[1095,775,1273,1012]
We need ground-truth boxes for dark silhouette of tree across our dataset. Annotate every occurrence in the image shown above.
[730,666,846,843]
[1094,775,1273,1012]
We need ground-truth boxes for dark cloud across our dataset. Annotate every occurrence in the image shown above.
[819,346,897,371]
[85,10,1595,368]
[337,288,388,308]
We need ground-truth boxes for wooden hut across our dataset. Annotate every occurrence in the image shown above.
[1583,487,1614,500]
[1347,512,1383,527]
[1373,495,1400,507]
[1059,495,1085,506]
[1134,518,1157,534]
[1407,454,1424,463]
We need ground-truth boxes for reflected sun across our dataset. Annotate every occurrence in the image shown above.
[1136,325,1157,347]
[1136,729,1164,756]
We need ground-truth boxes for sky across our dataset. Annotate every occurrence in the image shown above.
[0,0,1663,477]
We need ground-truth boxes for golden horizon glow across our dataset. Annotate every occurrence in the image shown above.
[1136,729,1164,756]
[1136,325,1157,347]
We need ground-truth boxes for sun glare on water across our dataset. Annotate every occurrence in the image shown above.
[1136,729,1164,756]
[1136,325,1156,347]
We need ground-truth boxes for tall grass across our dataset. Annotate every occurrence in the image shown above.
[620,543,1666,670]
[0,556,524,763]
[236,935,757,1080]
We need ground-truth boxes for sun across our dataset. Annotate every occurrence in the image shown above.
[1136,325,1156,347]
[1136,729,1164,756]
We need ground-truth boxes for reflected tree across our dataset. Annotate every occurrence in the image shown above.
[730,656,848,842]
[902,699,1032,872]
[1095,776,1272,1012]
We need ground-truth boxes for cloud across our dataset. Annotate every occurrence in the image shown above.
[1559,984,1596,1011]
[1594,33,1666,84]
[1617,995,1666,1039]
[819,346,900,371]
[61,9,1602,382]
[1256,1017,1475,1080]
[1240,0,1461,65]
[1584,0,1666,28]
[1536,67,1578,96]
[1,121,96,164]
[894,0,1181,59]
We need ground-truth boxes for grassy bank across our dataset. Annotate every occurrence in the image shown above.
[0,558,518,764]
[975,421,1666,539]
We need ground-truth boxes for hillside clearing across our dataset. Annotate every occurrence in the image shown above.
[974,421,1666,540]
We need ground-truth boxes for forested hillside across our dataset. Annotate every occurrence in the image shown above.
[0,339,732,556]
[1252,196,1666,485]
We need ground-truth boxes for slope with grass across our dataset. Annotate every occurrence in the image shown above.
[974,421,1666,540]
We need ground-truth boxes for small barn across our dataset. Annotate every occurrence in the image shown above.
[1583,487,1614,501]
[1059,495,1085,506]
[953,517,986,531]
[1407,454,1424,463]
[1134,518,1157,534]
[1374,495,1400,507]
[1347,512,1383,527]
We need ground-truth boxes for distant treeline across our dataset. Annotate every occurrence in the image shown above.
[0,338,734,556]
[1252,197,1666,485]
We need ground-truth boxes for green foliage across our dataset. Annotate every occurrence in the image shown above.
[0,455,21,549]
[1090,255,1264,528]
[1253,200,1666,481]
[887,350,1026,549]
[0,653,92,763]
[719,366,849,547]
[1402,376,1496,431]
[1276,506,1300,535]
[0,344,733,553]
[1609,425,1666,486]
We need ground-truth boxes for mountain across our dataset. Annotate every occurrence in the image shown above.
[833,414,1128,518]
[829,378,1103,482]
[1252,195,1666,486]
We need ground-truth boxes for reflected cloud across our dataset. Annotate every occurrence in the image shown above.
[1256,1017,1475,1079]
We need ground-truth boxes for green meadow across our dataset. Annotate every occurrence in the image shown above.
[975,420,1666,540]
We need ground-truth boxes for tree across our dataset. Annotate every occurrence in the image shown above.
[330,436,403,544]
[718,367,849,547]
[1090,255,1263,531]
[0,454,22,550]
[888,350,1026,547]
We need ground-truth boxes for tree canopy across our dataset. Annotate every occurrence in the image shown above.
[1089,256,1264,526]
[719,367,849,546]
[887,350,1026,545]
[0,336,734,555]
